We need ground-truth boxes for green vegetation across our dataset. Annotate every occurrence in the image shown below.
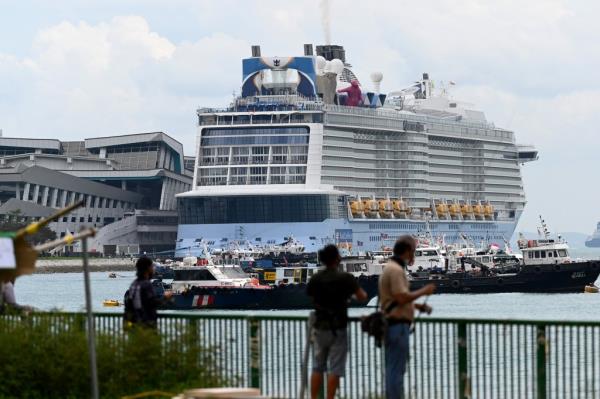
[0,315,233,399]
[0,209,56,245]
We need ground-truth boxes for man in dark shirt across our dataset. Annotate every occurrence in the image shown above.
[307,244,367,399]
[124,257,172,329]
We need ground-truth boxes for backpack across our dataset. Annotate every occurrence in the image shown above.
[360,301,397,348]
[123,281,142,326]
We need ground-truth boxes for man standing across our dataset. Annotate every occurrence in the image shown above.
[379,236,435,399]
[307,244,368,399]
[124,256,172,329]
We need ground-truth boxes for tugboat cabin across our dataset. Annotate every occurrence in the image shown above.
[518,239,571,265]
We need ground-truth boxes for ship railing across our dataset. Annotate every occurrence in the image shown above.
[3,312,599,398]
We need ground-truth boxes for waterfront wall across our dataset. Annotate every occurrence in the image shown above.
[34,257,135,273]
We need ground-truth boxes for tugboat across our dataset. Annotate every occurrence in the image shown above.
[410,217,600,293]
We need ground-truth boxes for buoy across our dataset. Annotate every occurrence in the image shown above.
[103,299,121,307]
[584,285,599,294]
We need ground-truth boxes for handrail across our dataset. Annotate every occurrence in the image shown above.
[25,311,600,327]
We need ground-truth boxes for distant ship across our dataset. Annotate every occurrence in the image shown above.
[585,222,600,247]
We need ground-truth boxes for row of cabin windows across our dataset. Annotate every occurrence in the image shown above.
[527,249,568,259]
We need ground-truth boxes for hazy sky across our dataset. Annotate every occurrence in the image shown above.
[0,0,598,234]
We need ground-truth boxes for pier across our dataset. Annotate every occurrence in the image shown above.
[1,312,598,398]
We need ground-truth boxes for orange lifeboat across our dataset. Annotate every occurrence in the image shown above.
[484,204,494,219]
[461,204,473,218]
[350,200,364,217]
[362,199,379,218]
[449,203,461,219]
[392,199,410,218]
[378,199,393,218]
[436,203,449,219]
[473,204,484,220]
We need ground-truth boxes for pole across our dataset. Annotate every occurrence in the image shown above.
[82,237,99,399]
[299,312,315,398]
[248,317,261,390]
[536,324,547,399]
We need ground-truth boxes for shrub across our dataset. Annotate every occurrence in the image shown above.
[0,315,232,398]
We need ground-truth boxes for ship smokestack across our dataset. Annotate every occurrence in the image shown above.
[251,45,261,57]
[315,45,346,63]
[304,44,314,56]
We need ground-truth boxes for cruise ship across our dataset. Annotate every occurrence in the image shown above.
[175,44,538,256]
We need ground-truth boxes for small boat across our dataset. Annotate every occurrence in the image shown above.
[108,273,117,278]
[585,284,599,294]
[102,299,121,307]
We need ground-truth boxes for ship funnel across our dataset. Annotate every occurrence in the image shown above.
[251,45,261,57]
[316,44,346,62]
[304,44,314,56]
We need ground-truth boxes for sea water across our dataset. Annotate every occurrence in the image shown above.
[13,272,600,321]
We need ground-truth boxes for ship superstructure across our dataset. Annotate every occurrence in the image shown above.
[585,222,600,248]
[175,44,538,256]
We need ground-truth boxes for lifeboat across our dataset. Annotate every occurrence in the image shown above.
[350,200,364,217]
[484,204,494,220]
[392,199,410,218]
[473,204,484,220]
[461,204,473,219]
[103,299,121,307]
[362,199,379,218]
[378,199,394,218]
[436,203,449,219]
[449,203,461,219]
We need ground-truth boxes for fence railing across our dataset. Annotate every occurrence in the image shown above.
[2,312,599,398]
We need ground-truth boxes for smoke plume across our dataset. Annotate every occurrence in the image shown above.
[320,0,331,45]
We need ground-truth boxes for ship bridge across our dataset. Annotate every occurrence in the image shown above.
[517,145,539,163]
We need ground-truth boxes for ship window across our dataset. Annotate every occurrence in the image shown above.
[415,251,422,256]
[283,269,294,277]
[548,251,553,258]
[534,251,540,259]
[541,251,546,258]
[558,250,567,257]
[528,252,533,259]
[178,194,342,224]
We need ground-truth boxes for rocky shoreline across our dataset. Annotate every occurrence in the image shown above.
[33,258,136,274]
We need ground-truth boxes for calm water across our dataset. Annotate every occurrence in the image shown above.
[13,269,600,321]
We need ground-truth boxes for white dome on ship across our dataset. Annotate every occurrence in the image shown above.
[370,71,383,82]
[315,56,327,74]
[330,58,344,75]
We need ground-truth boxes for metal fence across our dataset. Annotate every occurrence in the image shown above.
[2,312,600,398]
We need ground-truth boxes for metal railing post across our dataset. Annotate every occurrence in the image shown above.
[81,238,99,399]
[457,322,469,399]
[536,324,547,399]
[248,317,261,389]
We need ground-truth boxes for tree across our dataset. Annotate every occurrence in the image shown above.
[0,209,57,245]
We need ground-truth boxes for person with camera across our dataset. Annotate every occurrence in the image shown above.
[379,236,436,399]
[307,244,368,399]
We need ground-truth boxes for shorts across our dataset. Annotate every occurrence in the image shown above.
[312,328,348,377]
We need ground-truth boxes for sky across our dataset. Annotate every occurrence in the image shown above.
[0,0,599,234]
